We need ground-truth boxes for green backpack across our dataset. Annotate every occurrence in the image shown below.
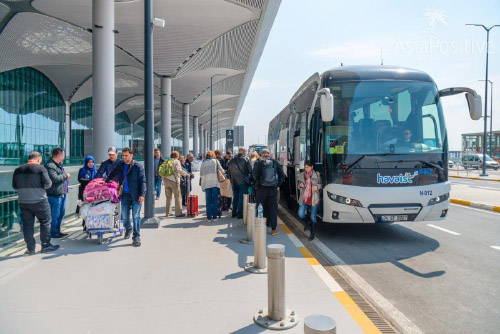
[158,159,174,177]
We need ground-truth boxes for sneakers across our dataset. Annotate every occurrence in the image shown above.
[24,249,35,256]
[212,217,218,222]
[155,196,160,200]
[271,229,279,236]
[41,244,60,253]
[176,214,186,218]
[124,229,132,239]
[133,238,141,247]
[59,232,69,237]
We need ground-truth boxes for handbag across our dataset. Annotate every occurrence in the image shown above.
[216,160,226,183]
[117,162,133,197]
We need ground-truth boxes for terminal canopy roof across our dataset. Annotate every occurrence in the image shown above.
[0,0,280,139]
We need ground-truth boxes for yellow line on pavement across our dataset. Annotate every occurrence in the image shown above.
[450,198,471,206]
[493,206,500,213]
[279,223,292,234]
[297,247,320,265]
[334,291,382,334]
[450,175,463,178]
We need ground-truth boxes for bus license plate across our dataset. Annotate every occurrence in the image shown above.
[381,215,408,222]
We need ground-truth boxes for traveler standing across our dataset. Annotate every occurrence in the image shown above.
[180,156,190,206]
[252,149,285,236]
[186,153,195,193]
[297,160,322,240]
[154,148,164,200]
[161,151,191,217]
[13,151,59,254]
[45,148,71,239]
[105,147,146,247]
[249,151,259,169]
[200,150,225,222]
[77,155,96,224]
[227,147,251,219]
[215,150,226,169]
[96,147,121,179]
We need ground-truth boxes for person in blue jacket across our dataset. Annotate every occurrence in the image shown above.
[96,147,121,179]
[105,147,146,247]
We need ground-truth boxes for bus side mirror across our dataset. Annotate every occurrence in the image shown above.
[318,88,334,122]
[466,92,482,120]
[439,87,482,121]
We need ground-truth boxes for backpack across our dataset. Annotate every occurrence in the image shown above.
[158,159,174,178]
[261,158,278,186]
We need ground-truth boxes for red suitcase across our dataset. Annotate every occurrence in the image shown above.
[187,195,199,216]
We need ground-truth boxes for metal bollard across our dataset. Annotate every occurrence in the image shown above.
[242,194,249,225]
[253,244,298,330]
[240,202,255,244]
[304,314,336,334]
[244,217,267,274]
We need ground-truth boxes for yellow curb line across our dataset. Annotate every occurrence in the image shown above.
[278,222,381,334]
[450,198,471,206]
[450,175,500,182]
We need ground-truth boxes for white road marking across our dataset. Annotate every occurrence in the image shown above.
[427,224,461,236]
[310,263,343,292]
[490,246,500,251]
[450,203,500,215]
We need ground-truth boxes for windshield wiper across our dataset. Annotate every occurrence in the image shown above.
[345,155,366,174]
[419,160,444,172]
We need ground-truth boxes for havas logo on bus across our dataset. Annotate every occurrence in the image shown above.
[377,171,418,184]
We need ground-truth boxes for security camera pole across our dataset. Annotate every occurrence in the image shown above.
[466,23,500,176]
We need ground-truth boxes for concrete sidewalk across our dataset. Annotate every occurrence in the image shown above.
[0,175,365,334]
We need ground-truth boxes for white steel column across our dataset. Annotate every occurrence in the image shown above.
[64,101,71,157]
[182,104,190,155]
[193,116,199,157]
[161,77,171,157]
[92,0,115,162]
[200,124,204,156]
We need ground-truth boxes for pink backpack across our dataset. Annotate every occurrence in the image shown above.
[83,178,119,203]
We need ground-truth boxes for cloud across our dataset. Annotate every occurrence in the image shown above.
[307,41,384,61]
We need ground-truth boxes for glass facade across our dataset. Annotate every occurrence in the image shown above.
[70,98,134,158]
[0,67,66,165]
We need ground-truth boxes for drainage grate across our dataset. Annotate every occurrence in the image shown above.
[278,208,400,334]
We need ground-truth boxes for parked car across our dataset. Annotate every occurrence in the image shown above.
[462,153,499,170]
[448,160,454,169]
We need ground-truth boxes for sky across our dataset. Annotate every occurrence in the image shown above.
[236,0,500,151]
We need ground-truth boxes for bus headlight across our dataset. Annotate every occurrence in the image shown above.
[427,193,449,206]
[327,191,363,207]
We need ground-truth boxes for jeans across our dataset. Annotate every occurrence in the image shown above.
[255,186,278,230]
[298,203,319,224]
[155,177,162,197]
[232,183,248,218]
[48,195,66,237]
[121,193,142,240]
[205,187,220,220]
[20,200,51,251]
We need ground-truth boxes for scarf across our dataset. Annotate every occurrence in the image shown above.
[303,170,313,205]
[79,155,96,180]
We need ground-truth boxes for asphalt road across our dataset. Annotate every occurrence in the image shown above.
[310,183,500,334]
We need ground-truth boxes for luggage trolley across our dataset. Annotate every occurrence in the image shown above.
[81,201,124,245]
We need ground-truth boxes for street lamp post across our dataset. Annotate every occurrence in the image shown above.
[209,74,225,150]
[466,23,500,176]
[479,79,493,157]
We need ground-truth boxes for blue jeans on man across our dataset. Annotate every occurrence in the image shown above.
[298,203,319,223]
[205,187,220,220]
[231,183,248,219]
[48,195,66,237]
[155,177,162,198]
[121,193,142,239]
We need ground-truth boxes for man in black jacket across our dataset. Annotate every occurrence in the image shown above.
[228,147,251,219]
[13,151,59,254]
[154,148,165,200]
[45,148,71,238]
[106,147,146,247]
[252,149,285,236]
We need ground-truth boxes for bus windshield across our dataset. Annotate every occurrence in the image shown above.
[324,81,446,156]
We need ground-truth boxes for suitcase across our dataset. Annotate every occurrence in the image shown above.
[187,195,198,216]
